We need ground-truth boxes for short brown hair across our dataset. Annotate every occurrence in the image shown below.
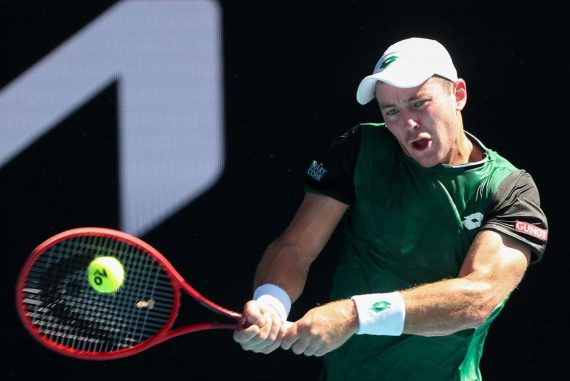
[431,75,455,94]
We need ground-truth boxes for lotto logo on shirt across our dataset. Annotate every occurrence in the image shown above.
[515,220,548,241]
[307,160,328,182]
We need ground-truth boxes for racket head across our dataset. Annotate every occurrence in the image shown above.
[16,227,182,360]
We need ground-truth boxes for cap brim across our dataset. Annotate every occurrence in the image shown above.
[356,66,438,105]
[356,77,379,105]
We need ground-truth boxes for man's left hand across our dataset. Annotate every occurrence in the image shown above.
[280,299,358,357]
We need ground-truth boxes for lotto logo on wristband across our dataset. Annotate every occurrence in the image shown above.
[370,300,391,313]
[352,292,405,336]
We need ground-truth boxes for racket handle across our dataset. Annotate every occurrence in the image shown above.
[237,316,294,330]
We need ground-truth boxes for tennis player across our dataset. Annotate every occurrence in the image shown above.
[234,37,548,380]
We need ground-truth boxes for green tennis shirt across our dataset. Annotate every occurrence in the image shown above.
[304,123,548,381]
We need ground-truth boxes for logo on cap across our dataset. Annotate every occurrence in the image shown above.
[378,55,398,70]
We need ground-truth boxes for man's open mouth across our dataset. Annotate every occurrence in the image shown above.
[412,138,430,150]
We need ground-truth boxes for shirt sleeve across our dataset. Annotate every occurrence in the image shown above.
[303,125,361,205]
[481,170,548,264]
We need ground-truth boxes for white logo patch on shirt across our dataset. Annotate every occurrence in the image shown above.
[307,160,328,182]
[462,212,484,230]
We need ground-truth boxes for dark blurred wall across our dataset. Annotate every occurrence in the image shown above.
[2,2,567,380]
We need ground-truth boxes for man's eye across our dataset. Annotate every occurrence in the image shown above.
[386,108,399,116]
[414,100,428,108]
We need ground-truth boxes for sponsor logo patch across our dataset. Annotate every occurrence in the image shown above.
[515,220,548,241]
[370,300,391,314]
[377,55,398,71]
[307,160,327,182]
[462,212,484,230]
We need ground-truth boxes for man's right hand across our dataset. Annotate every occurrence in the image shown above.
[233,299,289,354]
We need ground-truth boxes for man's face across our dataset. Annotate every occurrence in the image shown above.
[375,77,466,168]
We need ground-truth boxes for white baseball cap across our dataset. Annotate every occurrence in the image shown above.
[356,37,458,105]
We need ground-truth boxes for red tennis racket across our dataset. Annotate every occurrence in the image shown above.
[15,227,244,360]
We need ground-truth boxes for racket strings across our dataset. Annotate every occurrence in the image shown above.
[21,235,176,354]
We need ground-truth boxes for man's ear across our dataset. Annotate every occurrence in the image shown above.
[454,79,467,111]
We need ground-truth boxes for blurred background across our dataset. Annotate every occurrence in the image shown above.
[1,1,566,380]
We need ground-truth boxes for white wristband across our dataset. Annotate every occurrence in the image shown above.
[253,283,291,320]
[351,292,405,336]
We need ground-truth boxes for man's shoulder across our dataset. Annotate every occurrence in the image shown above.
[485,149,520,177]
[357,122,387,134]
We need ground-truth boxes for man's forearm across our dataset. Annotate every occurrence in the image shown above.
[253,239,314,303]
[400,277,504,336]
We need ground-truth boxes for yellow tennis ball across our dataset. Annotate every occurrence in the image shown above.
[87,256,125,293]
